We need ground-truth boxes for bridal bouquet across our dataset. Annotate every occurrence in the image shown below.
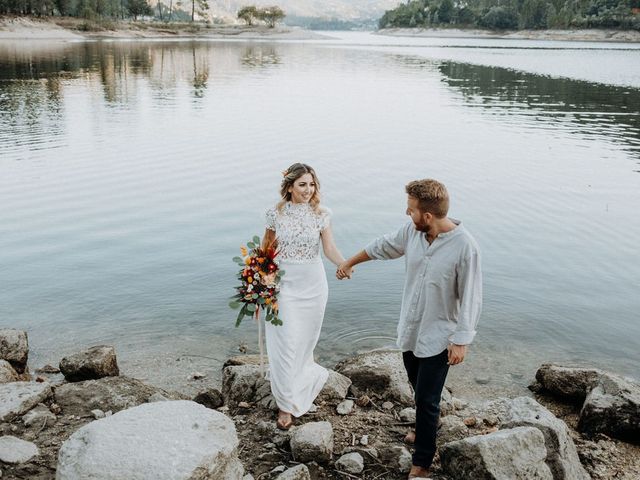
[229,235,284,327]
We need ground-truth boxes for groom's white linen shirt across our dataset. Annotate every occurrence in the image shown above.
[364,220,482,358]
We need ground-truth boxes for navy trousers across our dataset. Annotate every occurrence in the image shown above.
[402,349,450,468]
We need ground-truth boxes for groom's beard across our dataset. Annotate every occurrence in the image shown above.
[414,221,430,233]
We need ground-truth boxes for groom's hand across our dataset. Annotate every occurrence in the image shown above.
[447,344,467,365]
[336,262,354,280]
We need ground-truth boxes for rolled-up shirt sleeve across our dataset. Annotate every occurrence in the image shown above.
[451,250,482,345]
[365,223,409,260]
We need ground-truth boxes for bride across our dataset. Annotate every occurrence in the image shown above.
[262,163,347,430]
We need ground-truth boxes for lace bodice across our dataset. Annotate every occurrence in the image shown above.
[265,202,331,263]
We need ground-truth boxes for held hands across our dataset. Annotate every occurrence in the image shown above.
[447,343,467,365]
[336,262,354,280]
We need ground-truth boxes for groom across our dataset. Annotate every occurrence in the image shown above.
[337,178,482,479]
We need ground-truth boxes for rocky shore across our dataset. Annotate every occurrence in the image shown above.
[377,27,640,43]
[1,328,639,479]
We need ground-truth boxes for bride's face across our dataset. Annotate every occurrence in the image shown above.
[288,173,315,204]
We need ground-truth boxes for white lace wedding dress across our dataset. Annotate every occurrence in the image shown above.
[264,201,330,417]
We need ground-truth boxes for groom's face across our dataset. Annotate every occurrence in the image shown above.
[406,196,431,232]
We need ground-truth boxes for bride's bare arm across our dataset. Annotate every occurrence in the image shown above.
[320,225,345,267]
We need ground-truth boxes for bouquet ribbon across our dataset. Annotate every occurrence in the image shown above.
[255,309,266,377]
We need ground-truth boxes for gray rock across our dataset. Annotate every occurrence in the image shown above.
[223,354,266,368]
[535,364,602,401]
[490,396,590,480]
[579,372,640,443]
[193,388,224,409]
[475,375,491,385]
[0,360,19,384]
[0,436,39,464]
[336,399,354,415]
[59,345,119,382]
[0,382,52,421]
[54,376,171,416]
[242,475,255,480]
[57,400,243,480]
[342,446,379,461]
[91,409,106,419]
[22,404,56,428]
[440,427,553,480]
[222,364,275,410]
[378,445,412,472]
[359,434,369,446]
[440,387,455,416]
[438,415,469,444]
[317,370,351,403]
[335,452,364,474]
[274,464,310,480]
[0,329,28,374]
[148,393,169,403]
[335,350,414,406]
[399,407,416,423]
[290,421,333,463]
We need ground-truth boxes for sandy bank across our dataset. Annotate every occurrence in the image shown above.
[378,27,640,43]
[0,16,332,41]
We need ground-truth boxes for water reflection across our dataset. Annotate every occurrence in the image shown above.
[436,61,640,162]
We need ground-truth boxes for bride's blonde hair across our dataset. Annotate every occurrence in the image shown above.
[277,163,322,213]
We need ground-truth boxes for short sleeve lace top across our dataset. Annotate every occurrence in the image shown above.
[265,202,331,264]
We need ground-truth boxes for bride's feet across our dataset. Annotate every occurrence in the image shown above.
[276,410,293,430]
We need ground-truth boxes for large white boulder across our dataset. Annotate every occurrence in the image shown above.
[489,397,590,480]
[0,381,52,421]
[440,427,553,479]
[56,400,243,480]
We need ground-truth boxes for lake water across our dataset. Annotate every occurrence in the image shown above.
[1,32,639,396]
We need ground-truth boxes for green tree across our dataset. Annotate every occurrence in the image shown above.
[438,0,455,23]
[237,5,258,25]
[127,0,151,19]
[481,5,519,28]
[257,5,285,27]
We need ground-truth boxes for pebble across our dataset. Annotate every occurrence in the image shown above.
[463,416,477,427]
[91,410,105,419]
[359,434,369,446]
[271,465,286,474]
[382,401,394,410]
[237,401,251,409]
[356,395,371,407]
[191,372,206,380]
[475,375,490,385]
[336,399,354,415]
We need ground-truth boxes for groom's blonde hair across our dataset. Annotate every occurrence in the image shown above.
[406,179,449,218]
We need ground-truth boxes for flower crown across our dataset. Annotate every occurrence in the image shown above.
[282,169,289,177]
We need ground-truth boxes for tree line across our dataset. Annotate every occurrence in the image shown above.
[1,0,212,23]
[237,5,285,27]
[379,0,640,30]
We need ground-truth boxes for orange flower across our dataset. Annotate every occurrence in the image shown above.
[265,298,272,305]
[247,277,253,283]
[240,246,248,256]
[258,257,265,263]
[244,257,251,265]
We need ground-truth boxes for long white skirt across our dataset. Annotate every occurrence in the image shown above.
[265,259,329,417]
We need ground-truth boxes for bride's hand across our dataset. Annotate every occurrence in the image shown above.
[336,262,354,280]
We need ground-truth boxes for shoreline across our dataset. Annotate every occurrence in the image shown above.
[2,334,639,479]
[377,27,640,43]
[3,16,640,43]
[0,16,333,41]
